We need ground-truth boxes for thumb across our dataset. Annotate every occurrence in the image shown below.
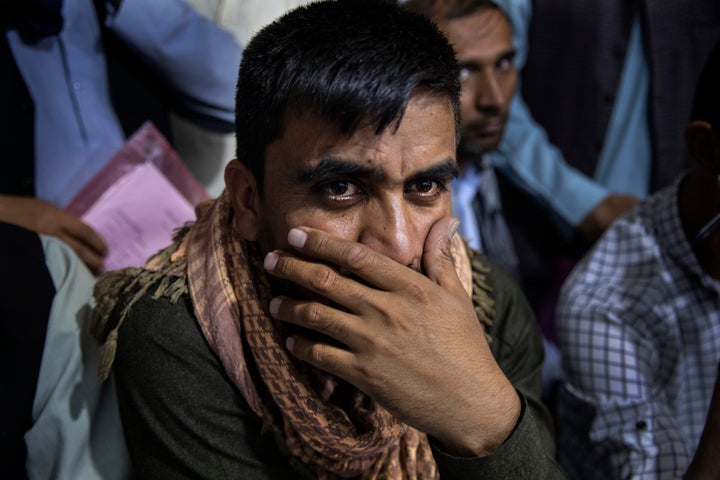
[422,217,464,290]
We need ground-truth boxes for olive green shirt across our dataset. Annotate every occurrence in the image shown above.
[111,253,564,479]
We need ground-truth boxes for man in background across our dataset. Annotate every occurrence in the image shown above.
[556,43,720,479]
[1,0,241,273]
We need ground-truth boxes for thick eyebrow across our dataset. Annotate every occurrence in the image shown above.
[406,158,459,184]
[299,157,459,185]
[298,157,386,184]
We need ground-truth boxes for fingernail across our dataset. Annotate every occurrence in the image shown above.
[269,297,281,315]
[264,251,278,271]
[448,220,460,240]
[288,228,307,248]
[285,336,295,353]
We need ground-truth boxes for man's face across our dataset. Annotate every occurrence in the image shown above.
[437,8,516,156]
[256,94,457,277]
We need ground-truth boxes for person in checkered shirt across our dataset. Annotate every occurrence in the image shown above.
[555,43,720,479]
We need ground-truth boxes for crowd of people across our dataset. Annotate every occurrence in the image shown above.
[2,0,719,478]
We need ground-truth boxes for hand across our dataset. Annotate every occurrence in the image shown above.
[263,217,521,457]
[578,193,639,243]
[0,195,108,275]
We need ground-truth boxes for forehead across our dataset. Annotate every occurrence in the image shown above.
[264,94,457,183]
[438,8,512,62]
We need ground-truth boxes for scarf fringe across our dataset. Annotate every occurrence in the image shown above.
[91,240,189,381]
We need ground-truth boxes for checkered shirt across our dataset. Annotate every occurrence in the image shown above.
[555,178,720,479]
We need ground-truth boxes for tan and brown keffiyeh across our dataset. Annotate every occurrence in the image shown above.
[92,191,495,480]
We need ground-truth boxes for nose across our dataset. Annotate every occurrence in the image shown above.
[357,198,424,270]
[474,71,503,110]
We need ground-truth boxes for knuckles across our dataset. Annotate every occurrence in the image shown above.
[305,342,339,371]
[343,243,373,270]
[309,264,340,294]
[403,280,431,305]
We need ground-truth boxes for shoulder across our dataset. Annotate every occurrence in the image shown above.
[110,285,297,478]
[558,198,670,324]
[112,286,211,380]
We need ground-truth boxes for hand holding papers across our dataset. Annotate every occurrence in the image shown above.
[66,122,210,272]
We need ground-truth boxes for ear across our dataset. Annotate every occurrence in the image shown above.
[224,159,260,241]
[685,121,720,175]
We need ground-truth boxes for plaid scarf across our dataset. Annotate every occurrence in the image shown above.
[93,191,494,479]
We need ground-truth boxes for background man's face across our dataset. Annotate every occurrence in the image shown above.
[437,8,517,156]
[256,94,457,274]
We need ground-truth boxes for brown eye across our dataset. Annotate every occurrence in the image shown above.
[416,179,435,193]
[328,180,349,195]
[407,179,443,198]
[321,180,361,199]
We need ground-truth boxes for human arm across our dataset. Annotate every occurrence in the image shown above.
[556,244,693,478]
[576,193,639,242]
[105,0,241,130]
[492,0,638,241]
[264,218,563,475]
[493,95,637,241]
[0,195,107,274]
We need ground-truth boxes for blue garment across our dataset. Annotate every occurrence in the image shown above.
[594,15,651,198]
[489,0,651,232]
[7,0,240,207]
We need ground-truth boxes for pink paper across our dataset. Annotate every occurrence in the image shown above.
[66,122,210,271]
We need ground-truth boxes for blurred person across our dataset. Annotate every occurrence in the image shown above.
[404,0,522,281]
[555,43,720,479]
[91,1,563,477]
[515,1,720,315]
[401,0,605,397]
[171,0,314,197]
[1,0,241,274]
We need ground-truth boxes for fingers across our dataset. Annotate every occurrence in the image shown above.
[0,196,108,275]
[58,213,107,275]
[285,333,358,383]
[422,217,464,291]
[61,216,109,258]
[269,296,360,348]
[271,295,362,384]
[264,250,374,314]
[59,233,106,275]
[278,227,419,292]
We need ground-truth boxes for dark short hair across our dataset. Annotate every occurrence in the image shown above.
[402,0,500,21]
[234,0,460,193]
[691,42,720,132]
